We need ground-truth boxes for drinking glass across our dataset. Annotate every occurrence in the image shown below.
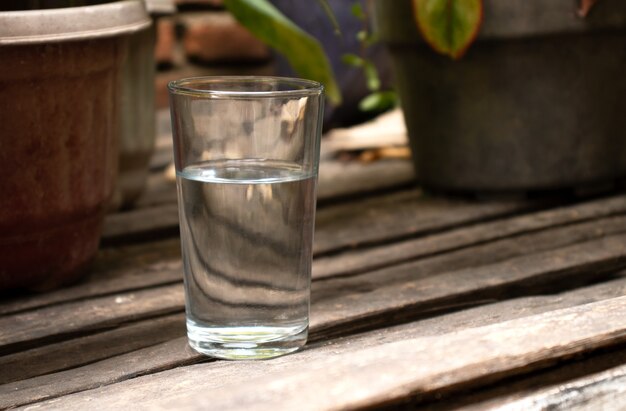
[168,77,324,359]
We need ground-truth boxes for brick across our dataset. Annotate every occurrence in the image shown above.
[155,62,276,108]
[181,12,271,64]
[155,17,176,67]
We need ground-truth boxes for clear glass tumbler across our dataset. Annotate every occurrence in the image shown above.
[168,77,324,360]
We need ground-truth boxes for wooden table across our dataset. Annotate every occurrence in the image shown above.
[2,151,626,410]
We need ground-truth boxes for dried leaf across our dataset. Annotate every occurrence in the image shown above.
[578,0,600,17]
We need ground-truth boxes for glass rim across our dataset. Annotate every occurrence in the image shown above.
[167,76,324,99]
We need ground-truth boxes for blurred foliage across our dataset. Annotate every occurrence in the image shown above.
[342,2,397,113]
[412,0,602,59]
[224,0,341,105]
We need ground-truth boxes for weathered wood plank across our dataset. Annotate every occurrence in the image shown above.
[2,201,624,382]
[315,195,626,278]
[316,158,414,202]
[104,186,544,250]
[4,272,626,409]
[2,224,626,361]
[0,339,200,410]
[102,204,181,246]
[135,158,415,209]
[133,172,177,208]
[0,248,626,405]
[310,233,626,337]
[0,239,182,316]
[0,285,184,355]
[313,189,543,256]
[460,361,626,411]
[3,196,624,318]
[415,345,626,411]
[0,313,185,385]
[156,297,626,411]
[14,296,626,411]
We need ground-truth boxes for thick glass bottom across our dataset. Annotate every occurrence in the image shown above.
[187,320,308,360]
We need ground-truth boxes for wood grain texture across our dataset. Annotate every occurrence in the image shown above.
[469,363,626,411]
[0,284,184,355]
[417,344,626,411]
[313,189,543,256]
[119,297,626,411]
[104,186,543,252]
[0,239,182,316]
[106,160,416,247]
[2,222,625,370]
[102,204,181,246]
[311,233,626,337]
[3,272,626,408]
[0,276,626,407]
[2,194,575,319]
[315,195,626,278]
[0,313,185,385]
[133,172,177,208]
[16,296,626,411]
[135,158,415,209]
[0,338,199,409]
[316,159,414,201]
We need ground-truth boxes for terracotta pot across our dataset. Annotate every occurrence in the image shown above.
[0,1,150,291]
[375,0,626,193]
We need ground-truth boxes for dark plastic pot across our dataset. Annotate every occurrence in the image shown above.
[375,0,626,192]
[0,1,150,291]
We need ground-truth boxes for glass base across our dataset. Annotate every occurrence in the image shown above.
[187,320,308,360]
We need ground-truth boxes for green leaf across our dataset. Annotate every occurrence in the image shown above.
[413,0,483,59]
[358,91,397,112]
[317,0,341,35]
[351,2,365,20]
[341,53,365,67]
[363,61,380,91]
[224,0,342,104]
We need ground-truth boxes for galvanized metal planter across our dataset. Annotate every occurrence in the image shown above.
[114,0,174,209]
[375,0,626,193]
[115,23,157,209]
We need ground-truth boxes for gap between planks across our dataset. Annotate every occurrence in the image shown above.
[4,273,626,408]
[2,241,626,406]
[102,186,549,250]
[3,216,626,357]
[8,294,626,411]
[4,194,626,318]
[2,210,626,370]
[95,297,626,411]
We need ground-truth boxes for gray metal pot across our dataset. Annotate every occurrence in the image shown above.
[375,0,626,193]
[114,0,175,209]
[115,22,157,208]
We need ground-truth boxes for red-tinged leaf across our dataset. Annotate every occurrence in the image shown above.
[578,0,601,17]
[413,0,483,59]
